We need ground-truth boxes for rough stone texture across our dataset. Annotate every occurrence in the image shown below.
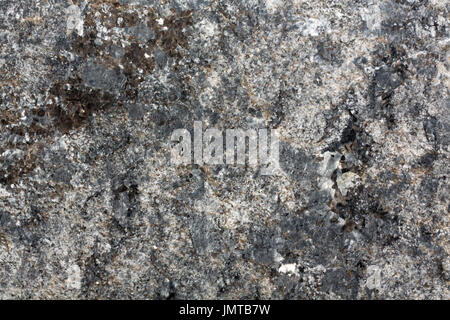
[0,0,448,299]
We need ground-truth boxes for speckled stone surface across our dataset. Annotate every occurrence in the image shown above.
[0,0,449,299]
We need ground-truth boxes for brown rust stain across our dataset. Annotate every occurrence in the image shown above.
[0,142,44,185]
[1,7,194,185]
[0,75,116,184]
[47,76,116,133]
[147,9,193,58]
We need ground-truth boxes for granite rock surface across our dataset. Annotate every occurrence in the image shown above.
[0,0,449,299]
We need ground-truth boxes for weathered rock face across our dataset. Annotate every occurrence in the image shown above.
[0,0,448,299]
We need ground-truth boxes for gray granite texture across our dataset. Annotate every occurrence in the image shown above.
[0,0,449,299]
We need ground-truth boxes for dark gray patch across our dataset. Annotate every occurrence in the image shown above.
[321,268,359,298]
[189,215,220,255]
[52,167,73,184]
[316,39,342,65]
[246,227,280,265]
[279,142,318,181]
[418,176,439,202]
[423,117,439,145]
[171,168,205,201]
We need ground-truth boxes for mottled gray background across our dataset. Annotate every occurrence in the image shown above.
[0,0,448,299]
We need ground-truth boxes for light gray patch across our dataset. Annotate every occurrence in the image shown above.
[246,227,281,265]
[119,0,155,5]
[109,44,125,59]
[126,23,155,42]
[113,191,130,221]
[82,61,126,93]
[153,48,168,68]
[126,103,145,120]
